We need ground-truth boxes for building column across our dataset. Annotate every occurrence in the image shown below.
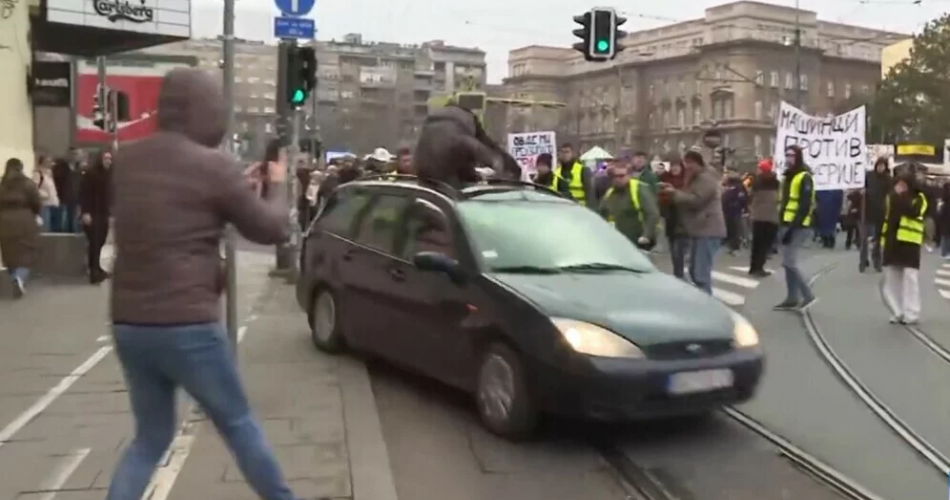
[0,1,35,176]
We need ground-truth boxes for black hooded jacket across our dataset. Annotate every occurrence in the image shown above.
[865,160,892,224]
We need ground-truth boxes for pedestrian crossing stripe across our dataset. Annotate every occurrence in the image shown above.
[936,278,950,288]
[729,266,774,274]
[940,289,950,301]
[713,288,746,306]
[938,269,950,278]
[711,271,760,289]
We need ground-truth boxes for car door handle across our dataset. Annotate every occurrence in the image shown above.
[390,268,405,281]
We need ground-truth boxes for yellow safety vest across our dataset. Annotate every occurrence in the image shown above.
[550,162,586,203]
[781,171,815,227]
[881,192,927,248]
[604,179,642,225]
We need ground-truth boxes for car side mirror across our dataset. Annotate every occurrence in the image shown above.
[413,251,465,283]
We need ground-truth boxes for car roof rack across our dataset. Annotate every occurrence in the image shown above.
[357,173,566,201]
[359,173,459,198]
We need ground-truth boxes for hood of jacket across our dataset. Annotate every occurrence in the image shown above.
[156,68,226,148]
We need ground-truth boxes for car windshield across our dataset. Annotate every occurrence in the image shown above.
[456,197,656,274]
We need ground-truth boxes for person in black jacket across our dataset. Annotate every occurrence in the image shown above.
[79,149,113,284]
[939,182,950,259]
[880,169,927,324]
[52,148,84,233]
[861,158,891,272]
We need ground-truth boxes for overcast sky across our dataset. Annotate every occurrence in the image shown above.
[191,0,947,83]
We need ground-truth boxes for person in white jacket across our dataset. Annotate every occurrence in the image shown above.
[33,155,59,232]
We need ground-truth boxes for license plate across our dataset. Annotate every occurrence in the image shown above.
[667,369,734,395]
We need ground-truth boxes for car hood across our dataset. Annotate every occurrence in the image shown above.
[489,271,736,346]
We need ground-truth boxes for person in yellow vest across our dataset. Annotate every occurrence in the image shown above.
[774,145,817,311]
[598,160,660,249]
[553,144,595,208]
[880,169,927,324]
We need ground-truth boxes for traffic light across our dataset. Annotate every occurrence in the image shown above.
[92,84,106,130]
[285,46,317,108]
[573,8,626,61]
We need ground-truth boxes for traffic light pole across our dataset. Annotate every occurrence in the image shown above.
[273,40,299,279]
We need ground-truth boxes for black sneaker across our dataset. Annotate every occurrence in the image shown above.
[797,297,818,310]
[749,270,772,278]
[11,277,24,299]
[773,301,799,311]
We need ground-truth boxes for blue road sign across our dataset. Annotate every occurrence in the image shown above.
[274,0,314,17]
[274,16,315,39]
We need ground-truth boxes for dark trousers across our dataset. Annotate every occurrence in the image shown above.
[749,221,778,272]
[725,215,743,251]
[844,224,859,250]
[84,223,109,281]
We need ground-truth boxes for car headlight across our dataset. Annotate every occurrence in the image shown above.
[728,309,760,348]
[551,318,644,359]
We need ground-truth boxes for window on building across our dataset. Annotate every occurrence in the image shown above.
[769,101,778,120]
[265,123,273,133]
[800,74,808,91]
[754,100,763,120]
[713,100,723,119]
[677,108,685,127]
[724,97,734,119]
[264,107,275,113]
[648,85,655,99]
[827,81,835,98]
[844,83,852,99]
[768,136,775,156]
[770,71,779,88]
[693,105,702,124]
[754,71,764,86]
[784,72,793,90]
[754,135,763,158]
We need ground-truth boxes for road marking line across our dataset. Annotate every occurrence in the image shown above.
[935,278,950,288]
[0,346,112,448]
[35,448,91,500]
[940,289,950,300]
[937,269,950,277]
[713,287,745,306]
[729,266,773,273]
[712,271,760,289]
[96,335,109,343]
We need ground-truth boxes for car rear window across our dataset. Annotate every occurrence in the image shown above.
[456,199,655,272]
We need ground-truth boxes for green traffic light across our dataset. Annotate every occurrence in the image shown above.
[596,39,610,52]
[291,89,305,104]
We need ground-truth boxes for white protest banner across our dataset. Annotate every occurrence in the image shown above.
[773,102,866,190]
[507,131,556,180]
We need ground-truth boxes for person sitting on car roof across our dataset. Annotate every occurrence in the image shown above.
[599,155,660,250]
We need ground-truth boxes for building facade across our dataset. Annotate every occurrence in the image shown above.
[501,1,906,167]
[881,38,913,78]
[142,34,487,157]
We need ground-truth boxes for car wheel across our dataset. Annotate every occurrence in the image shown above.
[475,343,537,440]
[310,289,345,353]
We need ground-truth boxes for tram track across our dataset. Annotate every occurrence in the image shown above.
[801,265,950,476]
[877,280,950,364]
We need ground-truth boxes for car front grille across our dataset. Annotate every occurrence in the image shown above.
[643,340,733,360]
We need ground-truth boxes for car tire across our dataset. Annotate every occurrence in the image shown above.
[475,343,537,440]
[310,288,345,353]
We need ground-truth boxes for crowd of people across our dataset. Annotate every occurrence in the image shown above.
[0,148,114,297]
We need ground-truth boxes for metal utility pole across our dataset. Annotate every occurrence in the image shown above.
[222,0,238,350]
[793,0,802,108]
[96,56,108,145]
[109,88,119,151]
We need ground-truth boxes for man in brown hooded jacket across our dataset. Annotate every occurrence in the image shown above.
[107,68,298,500]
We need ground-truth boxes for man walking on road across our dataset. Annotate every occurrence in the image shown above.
[774,145,817,311]
[861,157,891,272]
[108,68,298,500]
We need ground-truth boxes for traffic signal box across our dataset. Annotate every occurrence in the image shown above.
[573,8,626,62]
[286,46,317,108]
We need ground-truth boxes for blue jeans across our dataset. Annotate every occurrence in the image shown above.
[688,236,720,294]
[778,227,815,303]
[107,323,295,500]
[40,206,58,232]
[8,267,29,282]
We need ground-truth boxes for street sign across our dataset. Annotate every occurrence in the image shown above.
[274,0,315,17]
[274,17,315,39]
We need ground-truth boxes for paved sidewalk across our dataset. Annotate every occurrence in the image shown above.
[164,282,399,500]
[0,250,274,500]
